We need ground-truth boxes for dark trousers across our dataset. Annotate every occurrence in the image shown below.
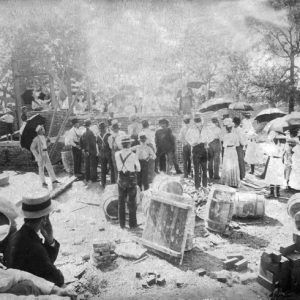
[72,147,82,175]
[99,155,114,187]
[137,160,149,191]
[111,151,118,184]
[208,139,221,179]
[118,172,137,228]
[236,145,245,180]
[84,153,97,182]
[182,144,191,177]
[192,144,208,189]
[156,152,166,172]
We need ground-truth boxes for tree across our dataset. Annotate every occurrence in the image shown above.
[246,0,300,112]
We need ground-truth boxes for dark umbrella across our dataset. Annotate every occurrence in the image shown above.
[199,98,233,113]
[20,114,46,150]
[228,102,253,111]
[254,108,286,123]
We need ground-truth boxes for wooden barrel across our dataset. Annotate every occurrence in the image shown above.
[205,184,236,233]
[0,174,9,186]
[151,175,183,195]
[295,211,300,230]
[233,192,265,218]
[61,150,74,174]
[102,184,119,220]
[287,194,300,218]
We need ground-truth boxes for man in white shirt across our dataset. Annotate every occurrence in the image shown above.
[108,120,125,183]
[115,135,140,229]
[68,118,82,177]
[185,113,209,189]
[207,117,221,180]
[179,115,192,178]
[30,125,59,188]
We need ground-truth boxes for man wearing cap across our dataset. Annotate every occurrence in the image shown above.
[30,125,59,188]
[207,117,221,180]
[115,135,140,229]
[4,191,64,287]
[97,121,113,188]
[136,131,156,191]
[108,120,126,183]
[179,115,192,178]
[185,113,210,189]
[80,119,98,183]
[68,118,83,178]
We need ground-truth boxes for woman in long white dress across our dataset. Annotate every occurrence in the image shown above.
[221,118,240,188]
[289,135,300,191]
[264,136,285,198]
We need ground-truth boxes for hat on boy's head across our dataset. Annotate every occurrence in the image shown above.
[98,122,106,128]
[20,190,55,219]
[120,135,132,144]
[183,114,191,120]
[71,118,79,125]
[35,125,44,133]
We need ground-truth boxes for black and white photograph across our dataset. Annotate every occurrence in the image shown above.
[1,0,300,299]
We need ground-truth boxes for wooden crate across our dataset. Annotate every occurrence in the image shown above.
[138,191,192,264]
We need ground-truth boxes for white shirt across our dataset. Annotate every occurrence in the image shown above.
[68,127,81,147]
[233,126,246,146]
[178,124,190,146]
[108,131,126,151]
[142,128,156,152]
[206,123,221,143]
[0,114,14,123]
[115,149,141,172]
[136,143,156,160]
[185,124,211,146]
[241,118,254,135]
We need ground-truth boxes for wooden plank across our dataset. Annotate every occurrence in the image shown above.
[50,176,76,199]
[151,191,192,210]
[137,238,181,257]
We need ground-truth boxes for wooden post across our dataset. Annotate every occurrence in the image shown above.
[49,74,56,108]
[11,59,22,129]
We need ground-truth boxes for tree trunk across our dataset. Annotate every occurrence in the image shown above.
[289,54,295,113]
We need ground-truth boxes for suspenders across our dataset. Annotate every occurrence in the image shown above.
[119,152,132,173]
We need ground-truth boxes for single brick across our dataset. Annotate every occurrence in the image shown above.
[146,275,156,286]
[195,268,206,276]
[227,253,244,261]
[280,243,297,256]
[216,274,227,283]
[156,278,166,286]
[176,282,184,288]
[223,257,240,270]
[235,259,248,271]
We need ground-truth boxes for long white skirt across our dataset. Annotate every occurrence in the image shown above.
[289,159,300,190]
[221,147,240,187]
[245,142,263,165]
[264,157,285,186]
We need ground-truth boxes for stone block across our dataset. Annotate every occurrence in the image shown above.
[234,259,248,271]
[223,257,240,270]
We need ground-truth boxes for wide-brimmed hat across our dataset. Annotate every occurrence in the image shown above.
[20,190,54,219]
[71,118,79,125]
[120,135,133,144]
[35,125,44,133]
[223,118,234,128]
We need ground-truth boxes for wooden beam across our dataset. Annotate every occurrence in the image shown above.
[11,59,22,129]
[136,237,181,258]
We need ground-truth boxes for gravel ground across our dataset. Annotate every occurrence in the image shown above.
[1,167,297,300]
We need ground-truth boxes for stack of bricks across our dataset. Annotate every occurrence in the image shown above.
[258,233,300,293]
[92,240,117,268]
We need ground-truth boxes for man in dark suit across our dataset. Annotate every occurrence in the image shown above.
[80,119,98,183]
[4,192,64,287]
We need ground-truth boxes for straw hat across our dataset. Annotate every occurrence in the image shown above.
[120,135,134,144]
[20,190,55,219]
[35,125,44,133]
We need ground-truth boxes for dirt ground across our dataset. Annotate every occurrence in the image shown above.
[1,165,298,300]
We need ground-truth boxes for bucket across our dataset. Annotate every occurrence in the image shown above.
[287,194,300,218]
[61,150,74,174]
[205,184,236,233]
[151,175,183,195]
[102,184,119,220]
[234,192,265,218]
